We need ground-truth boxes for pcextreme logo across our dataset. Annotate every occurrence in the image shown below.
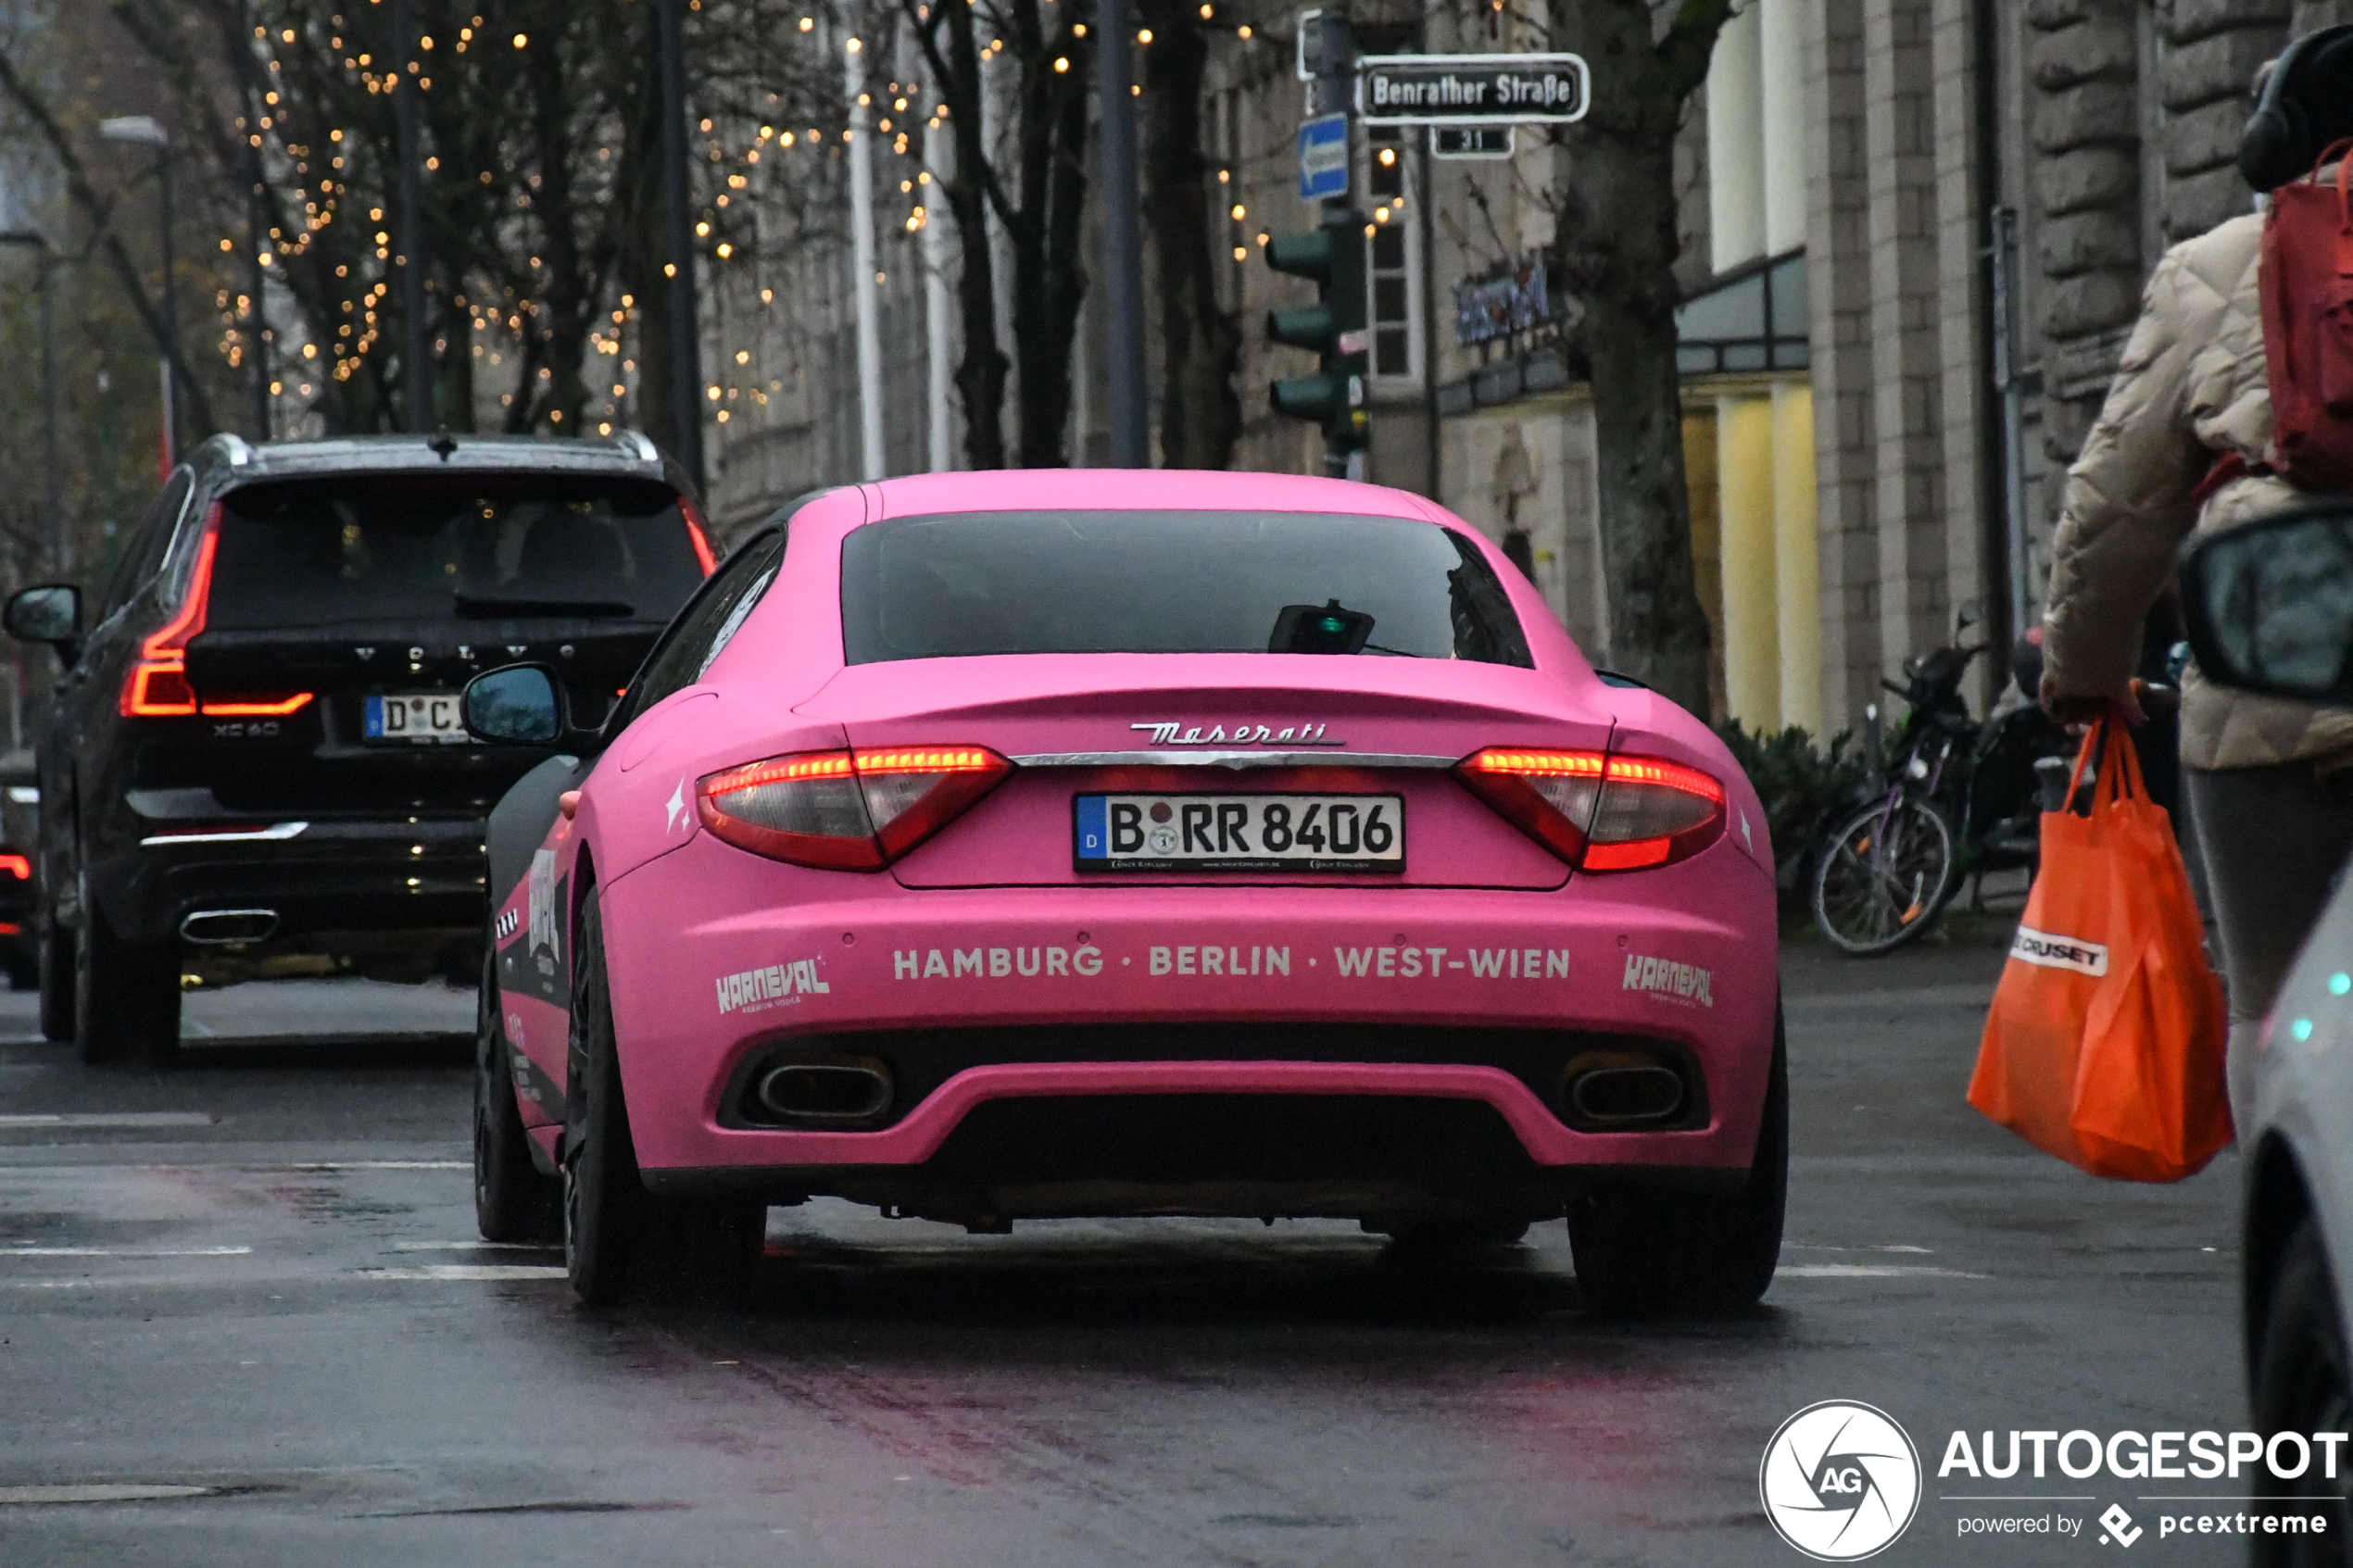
[1761,1401,1923,1561]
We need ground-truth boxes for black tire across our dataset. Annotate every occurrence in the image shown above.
[475,951,560,1245]
[71,884,180,1068]
[2251,1220,2353,1566]
[1809,797,1955,956]
[563,892,763,1305]
[1568,1010,1788,1317]
[38,920,73,1043]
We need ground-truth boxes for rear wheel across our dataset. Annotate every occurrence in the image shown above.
[71,882,180,1068]
[563,892,763,1305]
[2252,1221,2353,1565]
[1569,1011,1787,1317]
[1810,797,1954,956]
[475,952,560,1245]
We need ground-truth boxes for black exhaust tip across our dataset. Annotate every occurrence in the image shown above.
[753,1060,893,1125]
[1567,1066,1687,1123]
[1560,1047,1692,1127]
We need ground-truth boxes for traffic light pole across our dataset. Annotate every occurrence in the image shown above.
[1265,14,1368,478]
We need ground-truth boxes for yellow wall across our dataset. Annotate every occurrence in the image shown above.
[1717,396,1781,730]
[1685,378,1822,735]
[1772,383,1822,735]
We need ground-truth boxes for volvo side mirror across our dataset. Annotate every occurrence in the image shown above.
[2182,500,2353,702]
[5,584,81,647]
[462,664,567,746]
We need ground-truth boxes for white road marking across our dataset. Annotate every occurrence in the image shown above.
[359,1264,568,1282]
[1,1246,252,1259]
[0,1113,218,1129]
[274,1160,469,1171]
[1786,1244,1934,1254]
[0,1484,220,1505]
[1779,1263,1990,1280]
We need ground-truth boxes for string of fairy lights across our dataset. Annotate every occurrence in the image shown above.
[212,2,1292,442]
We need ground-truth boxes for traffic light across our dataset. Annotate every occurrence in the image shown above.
[1265,209,1369,473]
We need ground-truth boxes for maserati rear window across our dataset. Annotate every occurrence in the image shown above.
[205,475,708,629]
[838,510,1533,667]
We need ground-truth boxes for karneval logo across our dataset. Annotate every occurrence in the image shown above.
[1761,1401,1924,1561]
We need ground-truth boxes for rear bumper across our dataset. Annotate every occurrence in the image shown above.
[593,833,1779,1187]
[92,814,485,947]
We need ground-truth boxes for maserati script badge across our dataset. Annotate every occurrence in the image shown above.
[1129,721,1344,746]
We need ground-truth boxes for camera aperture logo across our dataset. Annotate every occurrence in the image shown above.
[1761,1401,1923,1561]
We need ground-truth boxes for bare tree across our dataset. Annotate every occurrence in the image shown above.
[1543,0,1733,715]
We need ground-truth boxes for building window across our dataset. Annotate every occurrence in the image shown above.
[1365,126,1419,384]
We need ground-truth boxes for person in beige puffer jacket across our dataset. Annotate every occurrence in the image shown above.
[2040,44,2353,1125]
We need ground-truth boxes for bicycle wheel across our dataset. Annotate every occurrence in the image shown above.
[1809,796,1956,956]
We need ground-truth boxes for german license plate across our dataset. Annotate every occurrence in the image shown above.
[1075,793,1405,872]
[364,692,467,745]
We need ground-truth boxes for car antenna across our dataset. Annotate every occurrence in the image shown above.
[427,430,458,462]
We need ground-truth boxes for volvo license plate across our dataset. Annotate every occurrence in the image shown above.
[364,692,467,745]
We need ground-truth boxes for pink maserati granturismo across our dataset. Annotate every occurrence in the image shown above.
[460,470,1784,1311]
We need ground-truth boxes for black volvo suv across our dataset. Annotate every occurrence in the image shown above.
[4,432,714,1064]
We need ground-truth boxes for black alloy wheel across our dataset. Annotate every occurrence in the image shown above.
[1568,1007,1789,1316]
[474,949,560,1245]
[2252,1221,2353,1566]
[562,891,764,1305]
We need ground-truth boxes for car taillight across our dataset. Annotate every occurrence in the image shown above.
[0,854,28,880]
[680,496,719,575]
[119,505,313,720]
[1457,746,1725,872]
[697,746,1011,870]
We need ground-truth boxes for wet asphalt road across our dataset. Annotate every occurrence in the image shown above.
[0,927,2255,1567]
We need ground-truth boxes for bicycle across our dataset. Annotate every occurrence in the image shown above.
[1808,614,2068,957]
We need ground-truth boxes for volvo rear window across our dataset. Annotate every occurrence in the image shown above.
[204,475,708,630]
[839,510,1533,666]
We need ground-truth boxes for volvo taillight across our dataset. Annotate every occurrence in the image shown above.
[119,503,312,719]
[697,746,1011,870]
[680,495,719,575]
[121,514,219,717]
[1457,746,1725,872]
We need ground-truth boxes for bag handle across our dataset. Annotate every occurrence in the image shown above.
[2059,720,2148,816]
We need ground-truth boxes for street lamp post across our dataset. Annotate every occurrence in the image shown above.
[97,115,180,470]
[0,232,65,576]
[654,0,707,494]
[1097,0,1148,468]
[390,0,432,432]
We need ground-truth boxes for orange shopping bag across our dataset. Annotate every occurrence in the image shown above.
[1968,723,2231,1181]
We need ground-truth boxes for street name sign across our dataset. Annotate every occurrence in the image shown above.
[1298,113,1350,200]
[1356,53,1589,125]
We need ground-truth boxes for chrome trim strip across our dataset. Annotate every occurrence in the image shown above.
[1009,750,1457,770]
[139,822,308,847]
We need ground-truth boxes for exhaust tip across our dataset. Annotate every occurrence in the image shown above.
[1563,1059,1687,1125]
[753,1060,893,1125]
[180,909,279,945]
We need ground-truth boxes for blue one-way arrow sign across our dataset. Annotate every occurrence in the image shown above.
[1298,113,1349,201]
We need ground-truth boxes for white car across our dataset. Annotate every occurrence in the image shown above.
[2182,495,2353,1562]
